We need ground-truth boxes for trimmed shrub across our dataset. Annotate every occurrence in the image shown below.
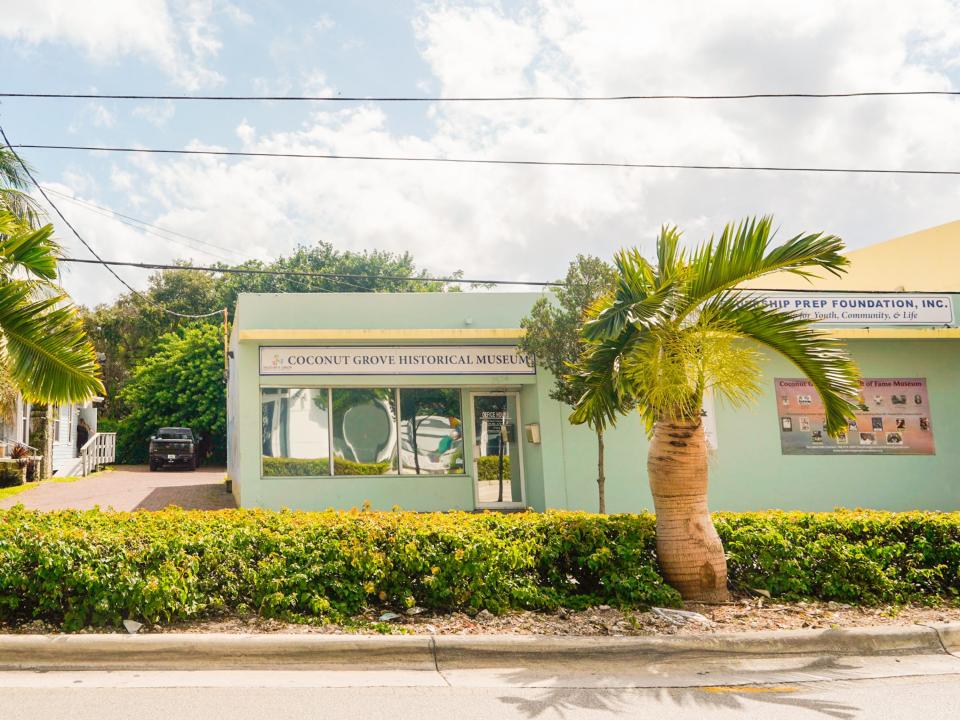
[0,461,23,489]
[261,457,393,476]
[0,508,679,630]
[476,455,510,481]
[717,510,960,605]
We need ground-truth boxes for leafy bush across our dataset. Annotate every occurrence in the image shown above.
[1,508,956,632]
[0,461,23,489]
[115,323,225,465]
[0,508,679,630]
[262,457,392,477]
[476,455,510,481]
[717,510,960,605]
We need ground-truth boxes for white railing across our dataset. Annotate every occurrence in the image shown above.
[79,432,116,476]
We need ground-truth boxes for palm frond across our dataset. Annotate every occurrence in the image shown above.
[680,216,848,315]
[702,292,860,435]
[0,280,105,403]
[0,211,59,279]
[582,248,673,341]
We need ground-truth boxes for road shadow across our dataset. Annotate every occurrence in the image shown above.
[134,483,236,511]
[494,654,861,719]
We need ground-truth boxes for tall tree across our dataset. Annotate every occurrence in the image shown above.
[116,323,225,464]
[571,217,861,601]
[519,255,615,512]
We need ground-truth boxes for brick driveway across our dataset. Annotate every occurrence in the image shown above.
[0,465,236,511]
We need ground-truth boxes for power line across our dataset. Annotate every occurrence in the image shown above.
[57,257,563,287]
[40,186,249,263]
[12,143,960,176]
[0,126,223,319]
[2,90,959,102]
[38,188,409,294]
[41,191,406,294]
[54,259,959,294]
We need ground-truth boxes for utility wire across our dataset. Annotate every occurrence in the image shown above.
[0,126,223,318]
[40,186,249,263]
[12,143,960,176]
[38,187,426,294]
[2,90,959,101]
[55,259,959,294]
[57,257,561,287]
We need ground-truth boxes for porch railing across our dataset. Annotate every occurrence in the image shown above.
[80,432,117,476]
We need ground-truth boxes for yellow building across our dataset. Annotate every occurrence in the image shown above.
[741,219,960,293]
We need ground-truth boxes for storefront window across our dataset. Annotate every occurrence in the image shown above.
[332,389,398,475]
[261,388,331,476]
[399,389,465,475]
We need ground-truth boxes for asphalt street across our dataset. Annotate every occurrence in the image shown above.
[1,664,959,720]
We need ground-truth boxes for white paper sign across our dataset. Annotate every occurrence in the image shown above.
[260,346,536,376]
[756,293,954,325]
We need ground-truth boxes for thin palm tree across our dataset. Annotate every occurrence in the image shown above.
[0,147,104,403]
[570,217,861,601]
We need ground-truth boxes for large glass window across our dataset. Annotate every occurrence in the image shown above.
[332,389,398,475]
[261,386,466,478]
[399,389,464,475]
[261,388,331,476]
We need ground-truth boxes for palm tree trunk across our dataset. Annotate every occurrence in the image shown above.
[596,428,606,514]
[648,419,729,602]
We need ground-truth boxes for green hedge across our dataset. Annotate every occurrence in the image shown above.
[716,510,960,605]
[0,508,677,630]
[262,457,392,476]
[476,455,510,481]
[0,508,956,631]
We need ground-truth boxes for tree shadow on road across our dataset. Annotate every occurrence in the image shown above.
[134,483,236,511]
[493,654,861,719]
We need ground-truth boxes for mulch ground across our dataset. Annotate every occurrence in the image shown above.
[5,595,958,635]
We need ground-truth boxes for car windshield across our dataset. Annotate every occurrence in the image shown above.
[157,429,192,440]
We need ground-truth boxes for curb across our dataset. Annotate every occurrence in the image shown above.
[0,624,957,672]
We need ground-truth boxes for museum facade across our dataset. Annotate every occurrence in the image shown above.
[226,223,960,513]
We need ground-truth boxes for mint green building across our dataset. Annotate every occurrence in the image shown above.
[227,284,959,514]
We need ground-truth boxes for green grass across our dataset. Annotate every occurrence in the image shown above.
[0,475,84,502]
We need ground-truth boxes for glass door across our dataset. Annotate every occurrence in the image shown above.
[470,392,525,508]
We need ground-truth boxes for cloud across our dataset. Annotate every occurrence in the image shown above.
[51,0,960,307]
[0,0,225,89]
[132,101,177,127]
[314,14,336,33]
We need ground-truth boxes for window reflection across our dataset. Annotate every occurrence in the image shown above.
[332,389,398,475]
[399,389,464,475]
[261,388,330,476]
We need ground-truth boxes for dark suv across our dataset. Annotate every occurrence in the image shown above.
[149,427,197,471]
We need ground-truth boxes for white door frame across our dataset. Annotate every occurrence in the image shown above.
[469,391,526,509]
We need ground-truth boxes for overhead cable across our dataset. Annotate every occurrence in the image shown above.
[2,90,959,102]
[11,144,960,176]
[57,257,562,287]
[0,127,223,318]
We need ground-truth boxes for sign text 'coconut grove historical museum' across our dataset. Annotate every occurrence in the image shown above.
[260,346,536,376]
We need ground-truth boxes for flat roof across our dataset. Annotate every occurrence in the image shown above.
[234,291,545,333]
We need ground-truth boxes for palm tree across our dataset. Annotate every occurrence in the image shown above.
[570,217,861,602]
[0,147,104,404]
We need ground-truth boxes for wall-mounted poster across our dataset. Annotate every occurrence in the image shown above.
[775,377,935,455]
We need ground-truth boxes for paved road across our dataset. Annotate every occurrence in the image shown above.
[0,669,957,719]
[0,465,235,511]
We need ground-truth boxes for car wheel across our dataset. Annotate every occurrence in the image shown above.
[149,461,157,472]
[187,458,196,472]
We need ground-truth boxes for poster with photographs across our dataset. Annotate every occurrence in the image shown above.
[775,377,935,455]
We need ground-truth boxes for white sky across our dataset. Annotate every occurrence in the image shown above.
[1,0,959,307]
